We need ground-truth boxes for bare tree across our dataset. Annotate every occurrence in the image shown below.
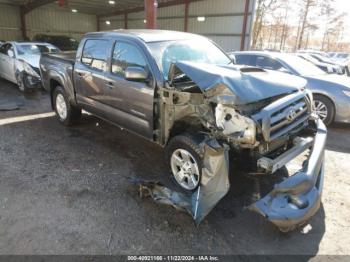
[296,0,318,50]
[251,0,279,49]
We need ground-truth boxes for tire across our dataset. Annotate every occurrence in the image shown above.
[53,86,81,126]
[313,94,335,126]
[165,134,204,192]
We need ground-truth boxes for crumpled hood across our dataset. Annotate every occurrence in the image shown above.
[306,74,350,89]
[172,61,307,105]
[17,54,40,69]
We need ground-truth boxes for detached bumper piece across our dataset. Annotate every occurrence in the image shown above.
[250,119,327,232]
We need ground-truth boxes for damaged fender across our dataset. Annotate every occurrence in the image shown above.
[138,139,230,225]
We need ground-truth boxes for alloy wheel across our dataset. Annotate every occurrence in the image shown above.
[314,100,328,121]
[56,94,68,120]
[170,148,200,190]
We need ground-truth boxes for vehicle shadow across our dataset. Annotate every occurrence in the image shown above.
[326,122,350,153]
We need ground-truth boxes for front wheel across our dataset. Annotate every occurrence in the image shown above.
[313,95,335,126]
[53,86,81,126]
[166,134,204,192]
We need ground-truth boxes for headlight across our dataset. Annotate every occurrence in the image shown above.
[18,60,40,78]
[342,90,350,97]
[215,104,256,145]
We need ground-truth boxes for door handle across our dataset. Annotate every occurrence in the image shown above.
[77,72,85,77]
[106,81,114,88]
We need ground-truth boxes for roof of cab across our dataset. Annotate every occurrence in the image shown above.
[84,29,206,43]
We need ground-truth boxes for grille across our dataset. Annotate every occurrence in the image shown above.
[252,92,311,142]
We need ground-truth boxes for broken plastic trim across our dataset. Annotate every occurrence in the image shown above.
[138,138,230,225]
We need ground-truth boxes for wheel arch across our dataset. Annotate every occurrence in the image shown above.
[312,92,337,112]
[166,116,206,146]
[312,92,336,123]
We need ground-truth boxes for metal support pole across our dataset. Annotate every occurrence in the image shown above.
[240,0,250,51]
[96,17,100,31]
[184,0,189,32]
[20,7,27,40]
[144,0,158,29]
[124,12,128,29]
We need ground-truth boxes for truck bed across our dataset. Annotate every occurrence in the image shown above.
[40,51,77,92]
[42,51,76,65]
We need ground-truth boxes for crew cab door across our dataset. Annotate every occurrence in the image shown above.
[103,40,154,139]
[74,39,112,107]
[0,43,16,83]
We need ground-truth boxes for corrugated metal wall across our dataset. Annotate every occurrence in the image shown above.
[0,3,97,41]
[100,0,255,51]
[0,0,255,51]
[26,8,97,40]
[0,4,22,41]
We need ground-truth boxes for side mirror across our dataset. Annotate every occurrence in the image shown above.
[125,67,148,81]
[7,50,15,58]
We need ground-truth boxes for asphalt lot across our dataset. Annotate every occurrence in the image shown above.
[0,78,349,256]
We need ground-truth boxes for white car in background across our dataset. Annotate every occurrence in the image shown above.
[0,42,60,91]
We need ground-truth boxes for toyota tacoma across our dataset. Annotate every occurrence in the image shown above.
[40,30,326,232]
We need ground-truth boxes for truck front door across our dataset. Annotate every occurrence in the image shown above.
[103,41,154,140]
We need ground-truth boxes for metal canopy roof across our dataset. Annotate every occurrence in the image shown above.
[0,0,188,15]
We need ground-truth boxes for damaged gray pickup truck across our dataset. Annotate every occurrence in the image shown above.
[40,30,326,232]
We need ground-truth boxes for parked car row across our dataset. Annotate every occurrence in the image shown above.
[230,51,350,126]
[298,49,350,76]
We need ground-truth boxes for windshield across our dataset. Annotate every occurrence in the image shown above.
[336,53,349,59]
[17,44,60,55]
[147,39,232,79]
[282,55,326,76]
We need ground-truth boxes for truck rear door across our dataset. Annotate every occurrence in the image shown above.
[74,39,112,107]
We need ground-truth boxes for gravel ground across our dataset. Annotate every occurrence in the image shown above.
[0,78,349,256]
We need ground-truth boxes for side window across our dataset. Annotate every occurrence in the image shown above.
[0,44,9,55]
[81,39,109,71]
[111,42,147,77]
[256,56,283,70]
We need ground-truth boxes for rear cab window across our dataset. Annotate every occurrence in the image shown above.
[81,39,109,71]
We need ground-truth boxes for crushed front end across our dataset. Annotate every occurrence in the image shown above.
[209,87,326,232]
[157,62,326,231]
[248,93,327,232]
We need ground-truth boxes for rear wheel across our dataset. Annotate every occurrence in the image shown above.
[313,95,335,126]
[53,86,81,126]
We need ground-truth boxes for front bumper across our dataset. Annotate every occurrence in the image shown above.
[250,118,327,232]
[23,73,42,89]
